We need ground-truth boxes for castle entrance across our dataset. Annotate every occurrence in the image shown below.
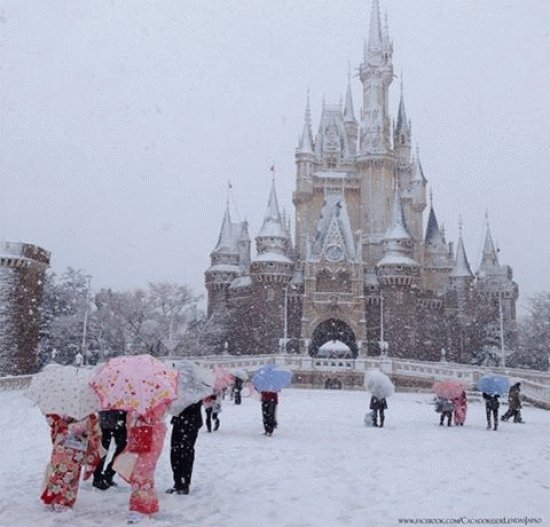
[309,318,358,358]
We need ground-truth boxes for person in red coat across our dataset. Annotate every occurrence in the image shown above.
[260,391,278,436]
[453,391,468,426]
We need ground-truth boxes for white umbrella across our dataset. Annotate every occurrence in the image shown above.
[168,361,216,416]
[25,364,100,420]
[364,369,395,399]
[230,368,249,381]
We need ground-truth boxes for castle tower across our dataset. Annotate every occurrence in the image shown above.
[475,219,519,355]
[376,185,420,358]
[0,241,50,375]
[205,204,246,318]
[423,200,453,295]
[248,178,293,354]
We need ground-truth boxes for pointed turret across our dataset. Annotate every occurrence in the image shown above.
[450,233,473,279]
[213,204,234,253]
[343,69,358,156]
[205,202,243,317]
[478,222,500,276]
[255,177,291,259]
[367,0,383,53]
[394,81,412,160]
[377,185,419,277]
[297,93,314,154]
[251,178,293,285]
[423,201,453,294]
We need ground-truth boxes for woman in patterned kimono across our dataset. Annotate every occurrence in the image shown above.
[124,403,169,524]
[41,413,101,511]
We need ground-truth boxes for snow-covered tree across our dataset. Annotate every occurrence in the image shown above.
[509,292,550,371]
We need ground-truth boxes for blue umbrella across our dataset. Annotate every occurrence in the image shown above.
[477,374,510,396]
[252,364,292,392]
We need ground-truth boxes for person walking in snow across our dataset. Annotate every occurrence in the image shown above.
[369,395,387,427]
[93,409,128,490]
[261,391,278,436]
[483,392,500,431]
[203,393,221,432]
[437,398,454,427]
[166,401,203,495]
[453,390,468,426]
[124,404,169,524]
[501,382,523,423]
[233,377,244,405]
[41,413,101,512]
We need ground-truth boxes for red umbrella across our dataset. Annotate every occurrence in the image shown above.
[433,379,465,400]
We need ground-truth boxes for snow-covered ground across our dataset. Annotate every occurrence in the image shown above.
[1,388,549,527]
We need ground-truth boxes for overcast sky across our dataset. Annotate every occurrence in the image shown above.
[1,0,549,315]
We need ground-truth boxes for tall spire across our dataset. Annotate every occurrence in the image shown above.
[298,91,313,153]
[384,183,412,241]
[394,77,412,157]
[213,203,234,253]
[368,0,383,52]
[478,214,500,274]
[257,177,287,240]
[425,206,445,248]
[450,222,473,278]
[343,66,356,124]
[359,0,393,154]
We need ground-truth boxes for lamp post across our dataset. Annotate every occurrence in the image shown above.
[379,292,388,357]
[81,275,91,365]
[281,284,294,354]
[498,290,505,368]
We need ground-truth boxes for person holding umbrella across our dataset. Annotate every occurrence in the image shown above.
[25,364,102,511]
[89,354,179,524]
[166,360,214,495]
[365,369,395,428]
[252,364,292,436]
[166,401,203,495]
[369,395,388,428]
[477,374,509,432]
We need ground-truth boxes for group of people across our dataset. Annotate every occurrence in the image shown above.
[435,390,468,427]
[40,378,279,523]
[433,382,523,431]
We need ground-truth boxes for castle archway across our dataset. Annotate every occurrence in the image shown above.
[309,318,358,358]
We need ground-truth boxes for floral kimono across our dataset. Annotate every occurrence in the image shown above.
[127,404,168,516]
[41,414,101,509]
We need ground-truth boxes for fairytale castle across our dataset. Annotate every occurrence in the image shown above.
[204,0,518,363]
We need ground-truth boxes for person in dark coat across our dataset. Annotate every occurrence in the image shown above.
[234,377,244,405]
[483,392,500,431]
[261,391,278,436]
[501,382,523,423]
[203,393,221,432]
[369,396,388,428]
[166,401,203,495]
[93,409,128,490]
[437,398,454,427]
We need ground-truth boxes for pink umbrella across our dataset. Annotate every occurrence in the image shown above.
[433,379,465,400]
[89,354,179,417]
[213,366,235,392]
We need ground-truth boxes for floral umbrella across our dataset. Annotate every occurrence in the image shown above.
[89,354,179,417]
[25,364,100,420]
[433,379,466,400]
[168,361,216,416]
[213,366,235,392]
